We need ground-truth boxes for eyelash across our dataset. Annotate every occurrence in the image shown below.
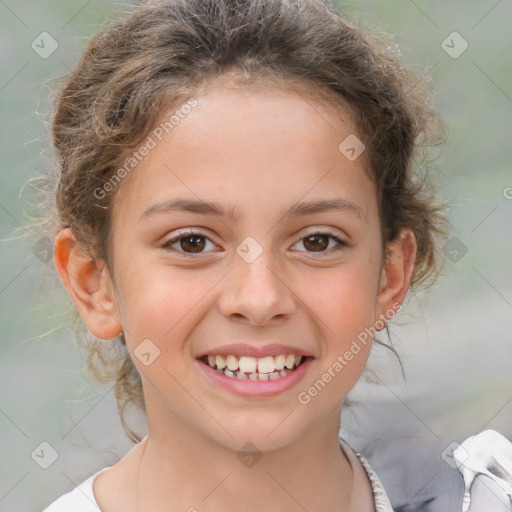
[160,230,349,257]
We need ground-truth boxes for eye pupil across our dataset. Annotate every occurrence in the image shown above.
[181,235,205,253]
[304,234,328,252]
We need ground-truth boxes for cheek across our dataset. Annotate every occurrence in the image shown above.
[116,270,211,396]
[301,264,378,340]
[296,262,377,393]
[116,267,217,349]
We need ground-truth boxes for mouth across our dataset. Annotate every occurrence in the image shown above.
[195,352,314,397]
[197,353,311,381]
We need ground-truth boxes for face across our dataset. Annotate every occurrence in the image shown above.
[71,81,410,452]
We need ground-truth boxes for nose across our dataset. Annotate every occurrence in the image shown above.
[218,250,296,326]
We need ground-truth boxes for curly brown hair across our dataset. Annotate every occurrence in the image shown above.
[40,0,451,443]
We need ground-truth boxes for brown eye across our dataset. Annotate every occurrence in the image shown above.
[303,234,329,251]
[293,232,348,254]
[179,235,206,253]
[161,232,218,256]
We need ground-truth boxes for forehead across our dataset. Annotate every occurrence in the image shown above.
[112,82,376,227]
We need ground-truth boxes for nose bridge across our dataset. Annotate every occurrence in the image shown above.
[239,251,281,290]
[218,236,295,324]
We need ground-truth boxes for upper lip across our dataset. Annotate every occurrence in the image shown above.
[196,343,314,359]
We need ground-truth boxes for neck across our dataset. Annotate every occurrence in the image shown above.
[134,398,353,511]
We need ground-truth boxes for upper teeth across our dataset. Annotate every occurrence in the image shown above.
[206,354,303,373]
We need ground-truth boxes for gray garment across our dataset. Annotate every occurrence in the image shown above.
[341,399,512,511]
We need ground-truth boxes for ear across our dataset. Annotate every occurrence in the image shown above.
[374,228,417,328]
[53,227,123,340]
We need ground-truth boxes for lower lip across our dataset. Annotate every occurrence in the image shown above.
[195,357,313,397]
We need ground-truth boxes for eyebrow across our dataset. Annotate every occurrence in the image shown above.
[138,197,366,222]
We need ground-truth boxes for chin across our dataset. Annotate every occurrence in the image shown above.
[206,415,305,454]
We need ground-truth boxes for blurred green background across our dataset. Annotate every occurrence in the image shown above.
[1,0,511,510]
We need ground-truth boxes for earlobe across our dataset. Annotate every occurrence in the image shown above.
[53,228,123,340]
[375,228,417,327]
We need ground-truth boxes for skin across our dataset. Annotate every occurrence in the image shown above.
[54,78,417,512]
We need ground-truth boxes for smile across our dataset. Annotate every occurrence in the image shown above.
[200,353,305,380]
[195,353,314,397]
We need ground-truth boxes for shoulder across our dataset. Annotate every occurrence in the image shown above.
[358,428,512,512]
[42,436,146,512]
[40,467,110,512]
[342,399,512,511]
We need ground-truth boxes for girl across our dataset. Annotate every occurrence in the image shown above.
[39,0,511,511]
